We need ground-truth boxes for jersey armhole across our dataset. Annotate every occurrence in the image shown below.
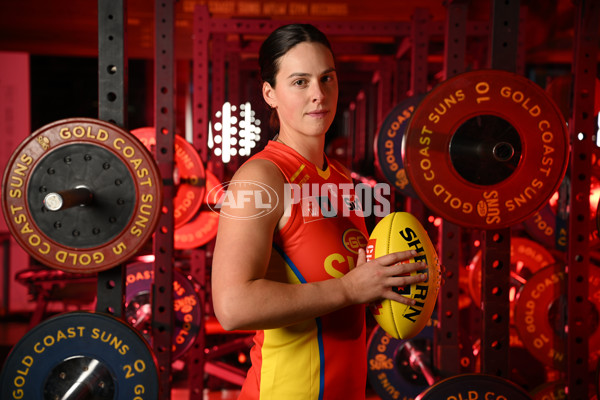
[250,156,298,239]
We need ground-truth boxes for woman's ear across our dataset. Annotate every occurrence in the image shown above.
[262,81,276,108]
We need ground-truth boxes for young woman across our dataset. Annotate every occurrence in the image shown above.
[211,24,428,400]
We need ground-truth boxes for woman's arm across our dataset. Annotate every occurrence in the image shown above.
[211,159,427,331]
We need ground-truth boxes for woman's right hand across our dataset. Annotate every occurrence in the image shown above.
[340,248,429,306]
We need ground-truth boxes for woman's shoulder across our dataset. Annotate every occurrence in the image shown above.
[233,157,285,186]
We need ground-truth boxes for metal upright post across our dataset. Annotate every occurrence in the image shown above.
[95,0,128,319]
[567,2,599,398]
[480,0,520,378]
[153,0,176,397]
[436,0,468,377]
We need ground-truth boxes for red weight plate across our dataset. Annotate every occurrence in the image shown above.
[131,127,206,229]
[467,237,555,314]
[514,264,600,369]
[524,175,600,249]
[2,118,163,273]
[403,69,569,229]
[174,170,221,249]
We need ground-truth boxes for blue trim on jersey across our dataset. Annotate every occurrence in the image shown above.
[272,242,326,399]
[272,243,307,283]
[316,317,325,400]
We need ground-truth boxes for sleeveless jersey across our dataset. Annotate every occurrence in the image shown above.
[238,140,369,400]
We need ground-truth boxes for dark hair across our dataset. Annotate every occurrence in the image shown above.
[258,24,334,131]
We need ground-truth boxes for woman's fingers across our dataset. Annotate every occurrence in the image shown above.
[383,261,428,277]
[374,250,415,265]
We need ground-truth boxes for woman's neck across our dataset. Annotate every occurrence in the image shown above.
[276,133,326,170]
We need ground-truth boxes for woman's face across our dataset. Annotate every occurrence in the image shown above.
[263,41,338,139]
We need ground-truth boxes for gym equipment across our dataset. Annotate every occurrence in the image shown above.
[0,311,159,399]
[514,264,600,369]
[416,373,532,399]
[367,322,436,400]
[125,260,201,360]
[524,175,600,250]
[174,170,221,250]
[374,95,425,198]
[1,118,163,273]
[367,321,541,400]
[366,212,441,339]
[131,127,207,229]
[467,236,555,310]
[14,268,97,328]
[403,69,569,229]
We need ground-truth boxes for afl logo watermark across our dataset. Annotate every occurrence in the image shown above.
[208,180,279,220]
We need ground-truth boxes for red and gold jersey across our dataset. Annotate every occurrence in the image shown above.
[239,140,369,400]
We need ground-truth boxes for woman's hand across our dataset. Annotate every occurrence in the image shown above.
[340,249,429,306]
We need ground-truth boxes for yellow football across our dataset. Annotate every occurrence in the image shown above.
[366,212,441,339]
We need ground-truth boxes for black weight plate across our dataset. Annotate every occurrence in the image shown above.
[0,311,159,400]
[2,118,163,273]
[374,95,425,198]
[367,320,435,400]
[416,373,532,400]
[125,261,201,360]
[28,143,136,248]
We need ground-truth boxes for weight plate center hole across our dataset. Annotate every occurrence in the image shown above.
[450,114,522,186]
[43,355,115,400]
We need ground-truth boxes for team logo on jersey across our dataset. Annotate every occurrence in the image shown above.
[343,229,368,254]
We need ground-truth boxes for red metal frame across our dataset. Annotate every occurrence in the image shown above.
[567,1,600,398]
[152,0,176,397]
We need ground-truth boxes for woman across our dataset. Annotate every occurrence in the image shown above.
[212,24,427,400]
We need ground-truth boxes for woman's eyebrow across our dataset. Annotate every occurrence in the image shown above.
[286,68,337,79]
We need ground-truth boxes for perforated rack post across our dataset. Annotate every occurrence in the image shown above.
[567,2,599,398]
[153,0,176,397]
[96,0,128,319]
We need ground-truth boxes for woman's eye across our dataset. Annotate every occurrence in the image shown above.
[293,79,306,86]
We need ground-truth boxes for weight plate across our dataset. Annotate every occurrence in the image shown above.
[374,95,425,198]
[174,170,221,250]
[524,175,600,249]
[467,237,555,311]
[367,320,435,400]
[2,118,163,273]
[0,311,159,399]
[416,373,532,400]
[530,381,567,400]
[125,261,201,360]
[403,69,569,229]
[131,127,206,229]
[514,264,600,369]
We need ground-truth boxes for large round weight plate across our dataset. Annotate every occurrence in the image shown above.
[125,261,201,360]
[524,175,600,249]
[514,264,600,369]
[416,373,532,400]
[0,311,159,399]
[374,95,425,198]
[174,170,221,250]
[2,118,163,273]
[467,237,555,311]
[131,127,206,229]
[403,69,569,229]
[367,320,435,400]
